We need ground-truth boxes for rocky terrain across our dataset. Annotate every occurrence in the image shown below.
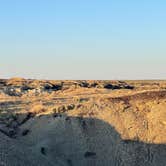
[0,78,166,166]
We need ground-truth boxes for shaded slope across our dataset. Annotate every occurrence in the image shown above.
[1,115,166,166]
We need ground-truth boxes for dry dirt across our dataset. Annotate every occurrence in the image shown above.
[0,78,166,166]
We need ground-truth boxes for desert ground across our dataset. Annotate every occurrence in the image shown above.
[0,78,166,166]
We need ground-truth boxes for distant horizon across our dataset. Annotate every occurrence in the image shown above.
[1,1,166,79]
[1,76,166,81]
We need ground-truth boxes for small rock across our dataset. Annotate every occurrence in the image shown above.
[58,106,66,113]
[67,104,75,110]
[22,129,30,136]
[84,151,96,158]
[41,147,46,155]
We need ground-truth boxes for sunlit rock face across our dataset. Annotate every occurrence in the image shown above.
[0,78,166,166]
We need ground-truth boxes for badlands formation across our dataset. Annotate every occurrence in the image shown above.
[0,78,166,166]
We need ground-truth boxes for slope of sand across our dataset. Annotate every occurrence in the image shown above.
[0,78,166,166]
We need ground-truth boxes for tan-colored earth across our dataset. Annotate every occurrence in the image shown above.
[0,78,166,166]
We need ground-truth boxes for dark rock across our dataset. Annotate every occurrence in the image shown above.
[44,84,62,91]
[84,151,96,158]
[67,104,75,110]
[124,85,134,90]
[53,113,62,118]
[5,87,22,96]
[104,83,134,90]
[65,117,70,121]
[123,139,132,144]
[21,85,34,91]
[8,129,17,138]
[78,82,89,88]
[104,84,121,90]
[58,106,67,113]
[89,82,98,88]
[22,129,30,136]
[41,147,46,155]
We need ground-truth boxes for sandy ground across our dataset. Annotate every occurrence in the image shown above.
[0,78,166,166]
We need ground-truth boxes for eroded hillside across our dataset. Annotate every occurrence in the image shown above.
[0,78,166,166]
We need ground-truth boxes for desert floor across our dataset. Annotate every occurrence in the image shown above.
[0,78,166,166]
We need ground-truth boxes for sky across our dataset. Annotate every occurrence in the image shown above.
[0,0,166,80]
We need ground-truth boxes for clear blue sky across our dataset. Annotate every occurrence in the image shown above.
[0,0,166,79]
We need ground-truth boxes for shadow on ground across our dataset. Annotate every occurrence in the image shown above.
[0,113,166,166]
